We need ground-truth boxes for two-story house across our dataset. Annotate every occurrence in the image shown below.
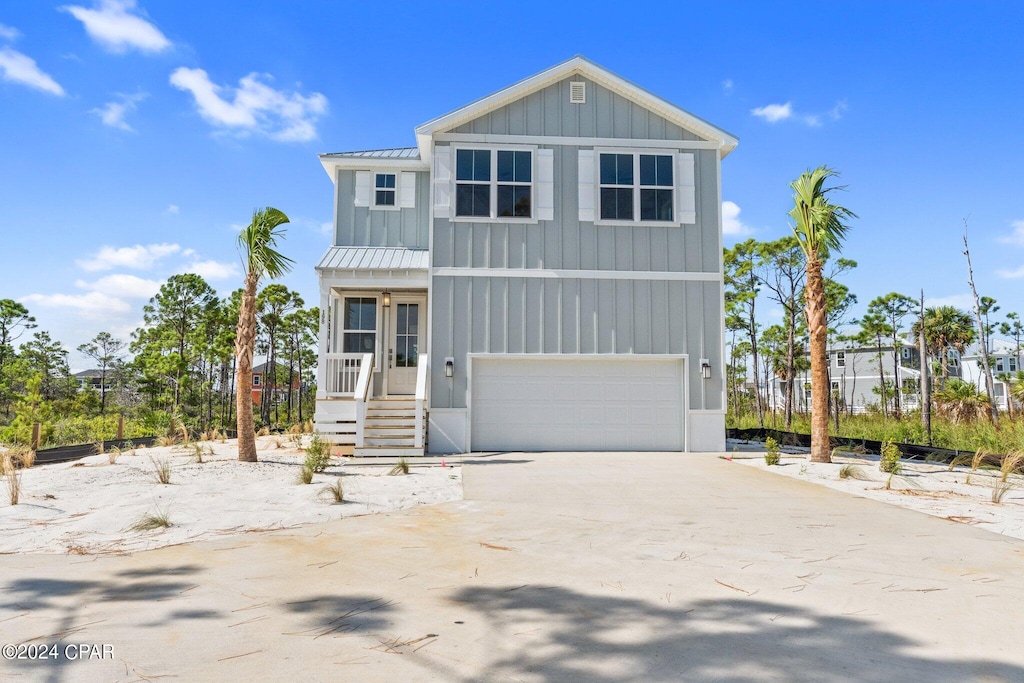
[313,57,737,455]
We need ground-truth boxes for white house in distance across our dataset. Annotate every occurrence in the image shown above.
[961,338,1021,411]
[312,56,737,456]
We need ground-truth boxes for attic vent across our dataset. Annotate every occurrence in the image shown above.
[569,81,586,104]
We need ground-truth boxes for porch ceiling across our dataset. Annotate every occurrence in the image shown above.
[316,246,429,272]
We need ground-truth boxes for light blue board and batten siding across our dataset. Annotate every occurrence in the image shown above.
[449,76,702,140]
[429,74,725,413]
[333,169,430,248]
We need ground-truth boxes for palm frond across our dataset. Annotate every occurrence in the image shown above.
[787,166,857,259]
[238,207,295,280]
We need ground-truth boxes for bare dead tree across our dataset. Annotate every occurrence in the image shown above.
[963,219,999,424]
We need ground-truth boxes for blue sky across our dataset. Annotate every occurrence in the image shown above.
[3,1,1024,368]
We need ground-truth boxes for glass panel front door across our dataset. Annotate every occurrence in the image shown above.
[387,296,425,395]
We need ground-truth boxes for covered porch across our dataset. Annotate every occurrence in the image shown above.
[313,247,430,455]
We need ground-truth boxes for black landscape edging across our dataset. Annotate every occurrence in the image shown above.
[726,427,980,465]
[33,436,161,464]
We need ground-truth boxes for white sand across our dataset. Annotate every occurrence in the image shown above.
[728,439,1024,541]
[0,437,462,555]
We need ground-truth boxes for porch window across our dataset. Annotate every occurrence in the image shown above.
[374,173,396,206]
[343,297,377,355]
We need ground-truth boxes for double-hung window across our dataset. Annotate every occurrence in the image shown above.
[455,148,533,219]
[374,173,396,207]
[836,351,846,368]
[343,297,377,355]
[599,152,674,223]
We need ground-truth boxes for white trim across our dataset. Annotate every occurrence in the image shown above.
[319,156,427,180]
[465,353,689,453]
[320,272,430,288]
[435,132,721,150]
[415,56,738,161]
[715,150,726,416]
[432,267,722,282]
[451,143,538,224]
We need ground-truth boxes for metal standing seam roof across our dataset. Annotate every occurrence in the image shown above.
[319,147,420,159]
[315,246,430,271]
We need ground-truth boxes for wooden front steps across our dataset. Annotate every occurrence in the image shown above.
[354,397,426,457]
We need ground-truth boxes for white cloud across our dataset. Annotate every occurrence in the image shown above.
[75,273,161,299]
[62,0,171,54]
[169,67,328,142]
[722,200,754,236]
[997,220,1024,246]
[752,100,845,127]
[0,47,65,96]
[182,259,239,281]
[76,243,181,271]
[320,221,332,236]
[926,293,975,310]
[21,291,131,318]
[0,23,21,41]
[90,91,146,131]
[751,102,792,123]
[166,204,179,214]
[996,265,1024,279]
[721,78,734,94]
[829,99,848,121]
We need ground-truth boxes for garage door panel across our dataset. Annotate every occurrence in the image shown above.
[471,357,684,452]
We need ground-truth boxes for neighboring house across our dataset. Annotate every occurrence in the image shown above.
[313,56,737,455]
[251,361,301,406]
[75,369,112,393]
[960,339,1021,411]
[773,339,941,415]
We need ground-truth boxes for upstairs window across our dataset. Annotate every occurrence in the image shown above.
[836,351,846,368]
[455,148,533,219]
[252,375,261,387]
[374,173,396,206]
[996,358,1005,372]
[1011,358,1018,372]
[599,152,673,223]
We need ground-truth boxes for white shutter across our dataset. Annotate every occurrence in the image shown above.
[433,146,452,217]
[354,171,371,207]
[676,152,696,224]
[535,148,554,221]
[400,171,416,208]
[577,149,595,222]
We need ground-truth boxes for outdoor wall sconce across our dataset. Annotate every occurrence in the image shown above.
[444,357,455,378]
[700,358,712,380]
[382,291,391,307]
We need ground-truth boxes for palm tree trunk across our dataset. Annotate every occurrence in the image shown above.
[806,255,831,463]
[236,273,259,462]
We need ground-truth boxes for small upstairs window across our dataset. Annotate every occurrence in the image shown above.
[375,173,396,206]
[836,351,846,368]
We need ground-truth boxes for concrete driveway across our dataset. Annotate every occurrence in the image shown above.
[2,453,1023,682]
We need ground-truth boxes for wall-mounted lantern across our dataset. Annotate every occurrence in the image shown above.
[700,358,712,380]
[444,357,455,378]
[382,291,391,307]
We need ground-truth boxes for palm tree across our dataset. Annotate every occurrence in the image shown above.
[235,208,293,462]
[912,306,976,383]
[788,167,856,463]
[933,378,989,423]
[1009,370,1024,415]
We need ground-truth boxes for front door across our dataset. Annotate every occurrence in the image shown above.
[386,295,426,395]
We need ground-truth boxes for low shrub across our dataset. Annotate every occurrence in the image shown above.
[879,441,901,474]
[764,437,780,466]
[304,435,331,473]
[296,465,314,485]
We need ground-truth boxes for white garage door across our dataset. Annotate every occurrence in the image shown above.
[470,357,685,452]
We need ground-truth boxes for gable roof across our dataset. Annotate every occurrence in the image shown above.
[414,55,738,161]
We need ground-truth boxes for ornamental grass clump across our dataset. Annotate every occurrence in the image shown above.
[388,456,410,476]
[319,478,344,503]
[763,437,781,466]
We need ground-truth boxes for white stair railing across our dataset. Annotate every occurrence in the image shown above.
[324,353,365,396]
[354,353,374,448]
[414,354,429,449]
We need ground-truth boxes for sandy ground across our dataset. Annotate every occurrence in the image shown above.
[0,436,462,555]
[728,439,1024,541]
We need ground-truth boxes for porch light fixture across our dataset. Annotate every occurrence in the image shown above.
[382,291,391,307]
[444,357,455,378]
[700,359,712,380]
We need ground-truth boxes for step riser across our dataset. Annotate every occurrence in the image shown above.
[353,447,426,457]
